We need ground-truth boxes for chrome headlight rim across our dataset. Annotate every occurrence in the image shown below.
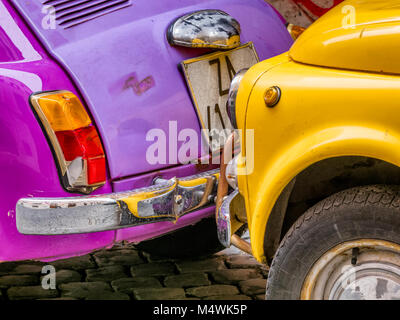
[225,154,239,189]
[226,68,248,129]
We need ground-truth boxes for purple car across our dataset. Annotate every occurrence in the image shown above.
[2,0,292,262]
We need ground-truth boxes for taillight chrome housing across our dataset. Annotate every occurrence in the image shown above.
[30,91,106,194]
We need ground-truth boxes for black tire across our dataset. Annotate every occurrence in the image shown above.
[136,217,246,259]
[266,185,400,300]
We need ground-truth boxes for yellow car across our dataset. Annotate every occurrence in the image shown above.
[218,0,400,300]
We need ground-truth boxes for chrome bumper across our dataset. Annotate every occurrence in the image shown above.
[216,189,238,248]
[16,169,219,235]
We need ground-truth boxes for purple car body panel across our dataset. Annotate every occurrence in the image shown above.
[0,0,293,261]
[10,0,293,179]
[0,0,115,261]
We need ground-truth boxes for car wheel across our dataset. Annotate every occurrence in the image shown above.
[266,185,400,300]
[136,217,247,259]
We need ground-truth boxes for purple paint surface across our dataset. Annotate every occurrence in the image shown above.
[10,0,293,180]
[0,0,293,261]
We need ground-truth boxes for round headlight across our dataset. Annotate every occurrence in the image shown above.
[225,154,239,189]
[226,68,248,129]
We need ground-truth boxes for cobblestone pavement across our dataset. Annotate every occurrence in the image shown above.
[0,234,268,300]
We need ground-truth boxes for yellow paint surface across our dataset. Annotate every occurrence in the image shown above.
[237,48,400,262]
[290,0,400,74]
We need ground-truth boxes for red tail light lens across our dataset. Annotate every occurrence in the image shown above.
[55,126,104,161]
[87,157,107,185]
[30,91,106,194]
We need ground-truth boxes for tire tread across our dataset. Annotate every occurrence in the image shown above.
[266,185,400,300]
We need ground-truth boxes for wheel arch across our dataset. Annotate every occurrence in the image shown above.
[249,127,400,263]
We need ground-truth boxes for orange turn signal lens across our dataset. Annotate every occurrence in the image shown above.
[287,24,306,41]
[38,92,91,131]
[264,86,281,108]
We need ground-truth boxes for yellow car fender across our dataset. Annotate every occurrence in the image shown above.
[242,56,400,262]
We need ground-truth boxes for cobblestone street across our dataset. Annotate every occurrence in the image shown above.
[0,234,268,300]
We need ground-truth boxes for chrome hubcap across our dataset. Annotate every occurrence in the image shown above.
[301,240,400,300]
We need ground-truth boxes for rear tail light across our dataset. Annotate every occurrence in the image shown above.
[30,91,106,194]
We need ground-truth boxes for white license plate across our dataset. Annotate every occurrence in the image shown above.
[181,42,259,152]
